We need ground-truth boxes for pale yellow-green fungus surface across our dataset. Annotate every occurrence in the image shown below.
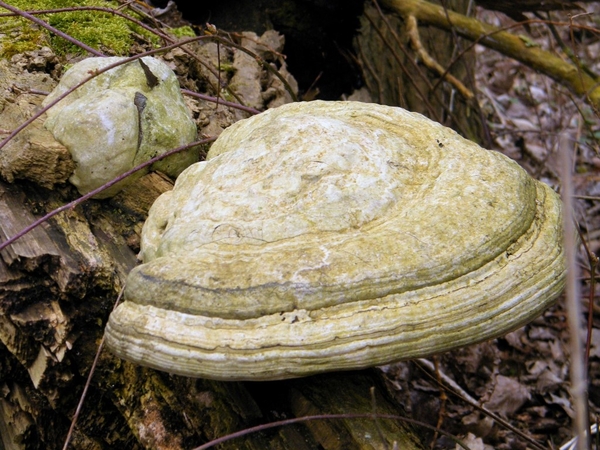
[43,56,198,198]
[105,101,565,381]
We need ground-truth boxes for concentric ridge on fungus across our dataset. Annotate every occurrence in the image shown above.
[105,101,565,381]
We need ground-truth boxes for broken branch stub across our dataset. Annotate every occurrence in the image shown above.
[105,101,565,381]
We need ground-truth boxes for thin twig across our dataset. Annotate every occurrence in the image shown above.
[0,138,215,253]
[542,12,597,80]
[370,387,391,450]
[191,412,472,450]
[574,223,599,365]
[405,15,474,100]
[181,89,261,115]
[414,359,547,450]
[575,195,600,201]
[0,1,103,56]
[430,357,448,449]
[560,134,590,449]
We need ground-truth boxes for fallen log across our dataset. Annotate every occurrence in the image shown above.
[0,56,425,450]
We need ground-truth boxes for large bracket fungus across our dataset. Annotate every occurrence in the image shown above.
[105,101,565,381]
[43,57,198,198]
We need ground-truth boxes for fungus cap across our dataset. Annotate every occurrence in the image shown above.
[105,101,565,381]
[43,56,198,198]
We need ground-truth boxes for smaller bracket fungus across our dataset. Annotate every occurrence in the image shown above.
[105,101,565,381]
[43,57,198,198]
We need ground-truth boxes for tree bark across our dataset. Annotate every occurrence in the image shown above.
[354,0,486,144]
[379,0,600,111]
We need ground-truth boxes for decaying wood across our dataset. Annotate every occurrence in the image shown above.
[0,176,130,449]
[0,56,425,450]
[0,170,427,449]
[0,58,75,189]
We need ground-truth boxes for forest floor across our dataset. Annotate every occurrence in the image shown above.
[380,6,600,450]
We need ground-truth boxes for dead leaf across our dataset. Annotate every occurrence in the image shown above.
[484,375,530,417]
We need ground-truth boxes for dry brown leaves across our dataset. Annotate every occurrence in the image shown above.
[381,5,600,449]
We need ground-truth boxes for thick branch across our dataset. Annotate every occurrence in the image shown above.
[381,0,600,110]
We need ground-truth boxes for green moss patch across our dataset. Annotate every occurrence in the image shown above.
[0,0,159,58]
